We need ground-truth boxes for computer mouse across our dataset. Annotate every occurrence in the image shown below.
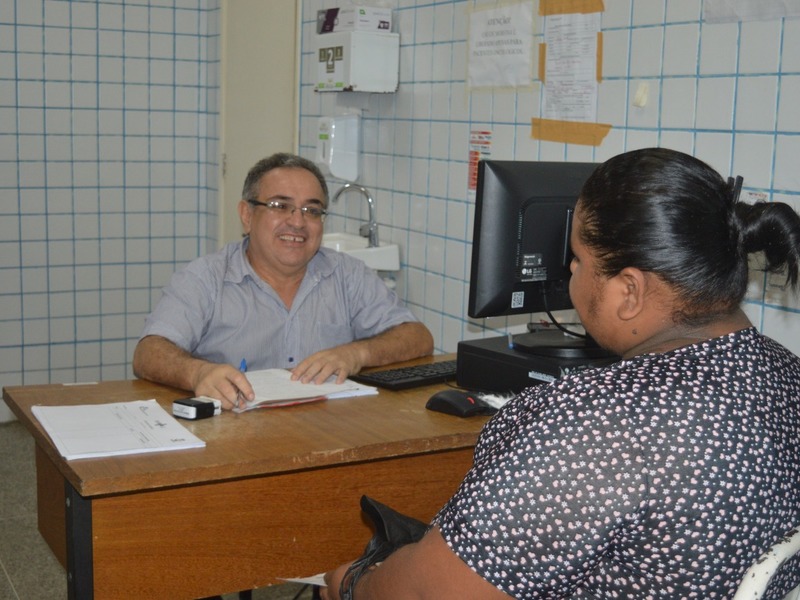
[425,389,497,418]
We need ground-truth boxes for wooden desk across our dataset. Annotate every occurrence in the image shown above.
[3,356,486,599]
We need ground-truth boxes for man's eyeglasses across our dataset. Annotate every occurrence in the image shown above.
[247,199,327,222]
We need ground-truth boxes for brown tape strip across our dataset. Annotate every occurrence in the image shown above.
[531,118,612,146]
[596,31,603,82]
[539,0,604,16]
[539,43,547,82]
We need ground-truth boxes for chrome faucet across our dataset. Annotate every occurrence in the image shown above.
[331,183,379,247]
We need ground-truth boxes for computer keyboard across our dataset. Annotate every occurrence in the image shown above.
[351,359,458,391]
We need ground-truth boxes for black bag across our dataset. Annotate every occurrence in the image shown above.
[340,495,428,599]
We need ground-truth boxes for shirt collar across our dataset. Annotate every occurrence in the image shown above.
[225,236,337,285]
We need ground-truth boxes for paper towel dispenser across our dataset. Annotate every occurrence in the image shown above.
[316,31,399,93]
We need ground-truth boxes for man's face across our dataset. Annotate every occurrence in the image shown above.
[239,167,327,279]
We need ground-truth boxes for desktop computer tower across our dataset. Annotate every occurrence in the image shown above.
[456,334,616,395]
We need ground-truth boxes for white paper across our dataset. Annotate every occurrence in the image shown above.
[235,368,378,412]
[32,399,206,460]
[280,574,327,587]
[542,12,600,122]
[703,0,800,23]
[468,2,534,89]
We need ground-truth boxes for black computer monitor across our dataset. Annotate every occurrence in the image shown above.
[468,159,612,359]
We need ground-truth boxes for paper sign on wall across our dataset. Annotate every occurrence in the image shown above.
[468,2,534,89]
[704,0,800,23]
[531,3,611,146]
[542,12,600,122]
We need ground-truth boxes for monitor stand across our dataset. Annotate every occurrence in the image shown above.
[510,329,616,360]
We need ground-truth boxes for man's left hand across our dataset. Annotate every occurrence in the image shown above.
[290,344,365,384]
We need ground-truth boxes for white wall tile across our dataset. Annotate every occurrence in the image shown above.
[735,76,777,131]
[430,120,452,159]
[661,78,696,128]
[451,40,467,81]
[602,0,632,29]
[696,77,735,130]
[430,82,452,121]
[783,18,800,71]
[632,2,665,26]
[448,121,469,161]
[699,22,738,74]
[410,157,429,196]
[774,135,800,191]
[663,23,699,75]
[412,82,432,119]
[433,3,455,43]
[413,44,433,82]
[694,131,733,176]
[448,81,469,122]
[429,159,449,198]
[515,122,539,159]
[659,130,695,155]
[777,75,800,132]
[666,2,701,22]
[411,121,431,156]
[469,93,492,122]
[492,91,517,123]
[602,29,630,79]
[733,133,774,188]
[415,6,435,45]
[630,27,664,77]
[432,43,453,81]
[624,129,660,151]
[491,123,516,160]
[425,281,445,331]
[739,20,781,74]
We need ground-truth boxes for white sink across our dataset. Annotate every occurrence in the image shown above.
[322,232,400,271]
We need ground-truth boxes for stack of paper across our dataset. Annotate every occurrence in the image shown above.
[235,368,378,412]
[32,399,206,460]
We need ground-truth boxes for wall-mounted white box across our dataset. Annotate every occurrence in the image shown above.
[317,6,392,34]
[316,31,399,93]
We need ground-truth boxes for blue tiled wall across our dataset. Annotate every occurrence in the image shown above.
[0,0,219,399]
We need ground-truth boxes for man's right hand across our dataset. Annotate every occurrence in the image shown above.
[192,363,255,410]
[133,335,255,410]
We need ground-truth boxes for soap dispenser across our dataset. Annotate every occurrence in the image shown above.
[316,114,360,181]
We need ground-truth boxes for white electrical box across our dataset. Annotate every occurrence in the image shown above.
[316,31,399,93]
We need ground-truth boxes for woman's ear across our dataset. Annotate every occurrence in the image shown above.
[614,267,648,321]
[238,200,252,235]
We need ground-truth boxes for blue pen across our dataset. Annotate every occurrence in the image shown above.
[234,358,248,410]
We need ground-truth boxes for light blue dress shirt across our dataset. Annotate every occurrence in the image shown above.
[139,239,420,370]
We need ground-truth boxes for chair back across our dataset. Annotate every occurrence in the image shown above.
[733,526,800,600]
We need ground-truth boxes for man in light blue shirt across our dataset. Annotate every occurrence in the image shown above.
[133,153,433,409]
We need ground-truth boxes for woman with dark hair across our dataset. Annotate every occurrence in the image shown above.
[322,148,800,599]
